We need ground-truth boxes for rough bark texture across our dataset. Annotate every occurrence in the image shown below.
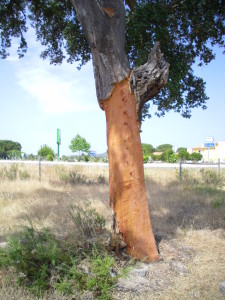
[130,42,170,124]
[103,79,159,262]
[70,0,130,102]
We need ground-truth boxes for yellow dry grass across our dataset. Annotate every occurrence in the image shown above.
[0,162,224,299]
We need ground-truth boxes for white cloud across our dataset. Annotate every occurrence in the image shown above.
[16,58,97,114]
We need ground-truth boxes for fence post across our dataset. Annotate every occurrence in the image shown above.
[39,159,41,182]
[179,159,182,183]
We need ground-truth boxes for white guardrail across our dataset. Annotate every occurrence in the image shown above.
[0,160,224,169]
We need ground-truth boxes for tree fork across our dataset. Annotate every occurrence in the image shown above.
[102,79,159,262]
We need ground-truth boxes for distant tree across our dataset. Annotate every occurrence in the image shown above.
[7,150,21,160]
[177,147,187,153]
[160,149,174,162]
[156,144,173,152]
[0,140,22,159]
[142,143,155,163]
[37,145,55,160]
[190,152,203,162]
[69,134,91,156]
[178,148,190,161]
[142,143,155,156]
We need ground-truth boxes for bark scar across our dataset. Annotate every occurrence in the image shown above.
[103,7,114,17]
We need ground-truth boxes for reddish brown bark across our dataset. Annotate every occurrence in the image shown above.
[102,79,159,262]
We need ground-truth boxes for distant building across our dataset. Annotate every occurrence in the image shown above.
[188,140,225,163]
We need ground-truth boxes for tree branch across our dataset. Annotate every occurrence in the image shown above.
[129,42,170,125]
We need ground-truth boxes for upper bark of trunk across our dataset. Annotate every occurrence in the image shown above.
[129,43,170,124]
[70,0,130,102]
[71,1,169,123]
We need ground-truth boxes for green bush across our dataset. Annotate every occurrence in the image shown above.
[69,206,106,237]
[0,219,126,299]
[46,154,54,161]
[143,155,149,163]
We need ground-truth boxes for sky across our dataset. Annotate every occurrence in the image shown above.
[0,28,225,156]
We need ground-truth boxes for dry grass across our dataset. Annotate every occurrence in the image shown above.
[0,162,224,299]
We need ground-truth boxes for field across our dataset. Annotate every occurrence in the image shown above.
[0,162,225,299]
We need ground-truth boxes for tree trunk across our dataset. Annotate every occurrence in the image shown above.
[102,79,159,261]
[71,0,169,262]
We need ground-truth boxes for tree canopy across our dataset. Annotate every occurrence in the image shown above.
[69,134,91,155]
[37,144,55,160]
[0,0,224,120]
[0,140,22,158]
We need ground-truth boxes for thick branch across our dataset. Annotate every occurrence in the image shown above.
[129,42,169,124]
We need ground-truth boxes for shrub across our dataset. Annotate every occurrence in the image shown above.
[46,154,54,161]
[200,168,223,187]
[19,169,30,180]
[69,206,106,237]
[5,164,18,180]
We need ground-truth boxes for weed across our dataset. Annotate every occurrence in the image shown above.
[97,175,106,184]
[19,169,30,180]
[87,245,117,300]
[69,205,106,237]
[0,221,71,297]
[200,168,224,187]
[5,164,18,180]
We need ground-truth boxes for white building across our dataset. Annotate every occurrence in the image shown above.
[188,140,225,163]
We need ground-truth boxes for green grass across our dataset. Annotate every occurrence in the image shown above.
[0,216,129,299]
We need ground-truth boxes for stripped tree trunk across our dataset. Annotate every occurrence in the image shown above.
[71,0,169,262]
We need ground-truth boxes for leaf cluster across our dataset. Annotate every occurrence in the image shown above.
[37,144,55,159]
[69,134,91,154]
[125,0,225,119]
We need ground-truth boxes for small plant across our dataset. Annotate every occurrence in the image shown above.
[69,205,106,237]
[211,197,224,208]
[97,175,106,184]
[87,245,117,300]
[200,168,223,187]
[0,222,71,297]
[5,164,18,180]
[19,169,30,180]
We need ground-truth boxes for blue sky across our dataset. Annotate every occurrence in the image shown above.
[0,28,224,156]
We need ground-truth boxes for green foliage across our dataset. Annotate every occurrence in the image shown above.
[126,0,225,120]
[143,155,149,163]
[86,246,117,300]
[190,152,203,162]
[69,134,91,155]
[0,164,30,180]
[168,153,178,163]
[7,150,21,159]
[0,222,71,297]
[0,219,125,299]
[69,205,106,237]
[46,154,54,161]
[155,144,173,152]
[142,143,155,156]
[1,2,224,120]
[37,144,55,159]
[0,140,22,159]
[177,148,190,161]
[160,149,174,162]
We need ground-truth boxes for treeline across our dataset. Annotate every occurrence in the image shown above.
[142,143,202,163]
